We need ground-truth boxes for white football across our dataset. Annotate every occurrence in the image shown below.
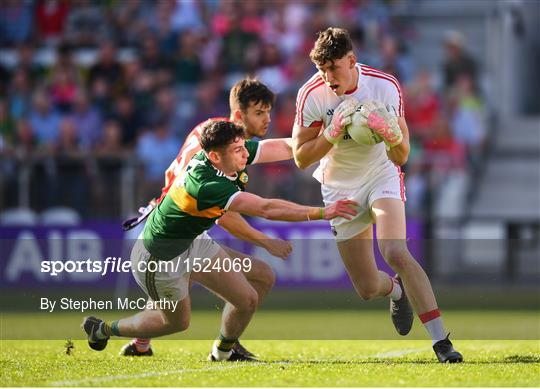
[346,110,383,146]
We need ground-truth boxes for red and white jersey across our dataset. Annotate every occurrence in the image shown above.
[157,117,229,203]
[295,64,404,189]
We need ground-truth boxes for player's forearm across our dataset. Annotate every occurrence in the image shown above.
[217,212,270,246]
[294,135,333,169]
[261,199,322,222]
[387,138,409,166]
[257,138,294,163]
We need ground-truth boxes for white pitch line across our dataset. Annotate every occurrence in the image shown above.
[49,364,247,387]
[373,347,429,358]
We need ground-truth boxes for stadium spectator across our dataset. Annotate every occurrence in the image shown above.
[87,42,124,94]
[14,118,35,154]
[442,30,478,92]
[56,117,80,155]
[256,42,287,94]
[63,0,110,47]
[0,0,33,46]
[449,74,486,172]
[95,120,125,157]
[28,90,61,149]
[135,119,181,202]
[7,69,33,121]
[373,35,414,84]
[170,0,205,34]
[55,117,90,214]
[147,87,181,137]
[88,76,113,118]
[70,90,102,151]
[186,79,228,133]
[16,43,47,85]
[405,69,441,141]
[239,0,264,37]
[0,64,10,98]
[0,100,16,148]
[423,114,466,179]
[35,0,70,46]
[219,12,259,73]
[50,42,83,87]
[139,34,171,74]
[110,0,151,46]
[172,30,203,86]
[111,94,143,148]
[48,67,79,113]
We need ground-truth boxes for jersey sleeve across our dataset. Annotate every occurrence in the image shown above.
[295,80,324,128]
[244,140,260,165]
[198,180,241,211]
[383,76,405,117]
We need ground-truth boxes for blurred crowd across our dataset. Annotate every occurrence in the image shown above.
[0,0,486,219]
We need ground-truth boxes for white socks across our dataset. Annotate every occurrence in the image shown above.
[388,277,403,301]
[211,341,232,361]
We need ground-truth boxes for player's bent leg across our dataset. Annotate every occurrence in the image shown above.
[192,247,259,361]
[191,246,273,360]
[372,198,463,361]
[337,225,395,301]
[224,245,276,301]
[116,298,191,337]
[371,198,437,314]
[82,298,190,351]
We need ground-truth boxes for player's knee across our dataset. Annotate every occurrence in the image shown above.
[166,316,190,333]
[259,262,276,292]
[238,290,259,313]
[356,284,380,301]
[380,244,411,272]
[386,254,414,273]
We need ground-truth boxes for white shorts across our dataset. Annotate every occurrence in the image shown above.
[130,231,220,302]
[322,163,405,242]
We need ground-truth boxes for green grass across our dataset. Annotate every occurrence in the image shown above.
[1,340,539,387]
[1,310,539,387]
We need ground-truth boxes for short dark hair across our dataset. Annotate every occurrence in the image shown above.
[309,27,353,66]
[200,120,245,152]
[229,78,275,112]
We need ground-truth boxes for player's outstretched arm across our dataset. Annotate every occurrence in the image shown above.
[216,211,292,259]
[255,138,294,164]
[228,192,358,222]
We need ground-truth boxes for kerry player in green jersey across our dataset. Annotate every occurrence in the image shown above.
[83,120,357,361]
[120,79,293,359]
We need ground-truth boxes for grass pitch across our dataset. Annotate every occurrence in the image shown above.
[1,310,539,387]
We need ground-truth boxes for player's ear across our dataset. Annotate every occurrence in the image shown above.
[349,52,356,68]
[232,109,243,122]
[207,150,220,163]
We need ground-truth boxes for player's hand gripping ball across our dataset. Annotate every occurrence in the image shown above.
[347,101,402,147]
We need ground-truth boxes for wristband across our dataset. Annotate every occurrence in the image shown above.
[319,207,324,220]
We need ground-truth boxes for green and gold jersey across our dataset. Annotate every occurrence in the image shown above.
[143,140,260,260]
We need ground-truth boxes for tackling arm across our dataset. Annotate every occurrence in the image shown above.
[228,192,358,221]
[216,211,292,259]
[255,138,294,163]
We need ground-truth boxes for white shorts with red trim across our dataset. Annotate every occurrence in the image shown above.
[321,163,405,242]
